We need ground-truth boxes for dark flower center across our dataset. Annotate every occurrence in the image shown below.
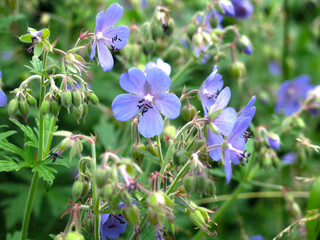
[137,98,153,116]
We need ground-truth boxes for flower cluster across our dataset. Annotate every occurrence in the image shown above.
[201,66,255,183]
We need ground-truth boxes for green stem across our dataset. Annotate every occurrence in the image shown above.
[21,51,48,240]
[91,142,100,240]
[282,0,290,80]
[166,161,191,196]
[128,215,148,240]
[171,58,196,86]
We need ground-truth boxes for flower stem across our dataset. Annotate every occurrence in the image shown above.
[171,58,196,86]
[21,51,48,240]
[91,142,100,240]
[166,160,191,196]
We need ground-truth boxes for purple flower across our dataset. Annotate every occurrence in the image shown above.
[145,58,171,76]
[248,235,264,240]
[266,133,280,150]
[238,96,256,121]
[220,0,235,16]
[200,65,224,115]
[269,61,282,76]
[208,116,253,183]
[275,75,313,116]
[281,152,297,164]
[100,202,127,239]
[112,67,181,138]
[0,90,6,107]
[231,0,254,19]
[90,3,130,72]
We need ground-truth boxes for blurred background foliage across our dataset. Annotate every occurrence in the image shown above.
[0,0,320,239]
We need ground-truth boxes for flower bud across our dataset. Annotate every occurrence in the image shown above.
[195,137,207,152]
[132,142,145,163]
[164,47,181,62]
[146,142,159,157]
[151,23,163,39]
[40,100,50,115]
[229,61,246,79]
[140,22,152,40]
[165,18,174,36]
[120,190,132,206]
[266,132,280,150]
[195,174,207,193]
[72,180,84,199]
[183,175,195,194]
[73,105,83,121]
[236,35,252,55]
[209,16,219,29]
[59,137,71,151]
[88,92,99,105]
[65,232,84,240]
[173,149,188,165]
[181,104,197,122]
[54,234,64,240]
[192,32,203,47]
[50,99,60,116]
[82,102,88,119]
[263,156,272,171]
[122,205,140,226]
[61,90,72,108]
[206,180,216,196]
[102,184,113,199]
[95,167,108,188]
[109,194,120,210]
[26,93,37,106]
[187,24,196,39]
[143,40,156,55]
[19,99,29,117]
[72,90,82,107]
[8,99,19,116]
[148,208,165,226]
[83,216,94,234]
[163,125,176,140]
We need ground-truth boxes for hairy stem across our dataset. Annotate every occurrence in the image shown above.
[91,142,100,240]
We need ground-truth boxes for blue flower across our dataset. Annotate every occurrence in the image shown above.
[275,75,313,116]
[266,133,280,150]
[281,152,297,164]
[112,67,181,138]
[220,0,235,16]
[90,3,130,72]
[100,202,127,240]
[208,116,253,183]
[145,58,171,76]
[0,70,7,107]
[231,0,254,19]
[268,61,282,76]
[200,65,224,115]
[248,235,264,240]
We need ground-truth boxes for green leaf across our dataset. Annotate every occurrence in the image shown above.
[0,159,22,172]
[0,130,17,142]
[0,140,25,158]
[32,164,57,183]
[6,231,21,240]
[306,177,320,240]
[10,118,38,148]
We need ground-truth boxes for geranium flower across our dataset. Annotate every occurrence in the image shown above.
[112,67,181,138]
[145,58,171,76]
[231,0,254,19]
[90,3,129,72]
[275,75,313,115]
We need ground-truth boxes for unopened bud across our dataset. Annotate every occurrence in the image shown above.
[50,99,59,116]
[95,168,108,188]
[266,132,280,150]
[72,90,82,107]
[83,216,94,234]
[123,205,140,226]
[59,137,71,151]
[181,104,197,122]
[206,180,216,196]
[19,100,29,116]
[173,149,188,165]
[187,24,196,39]
[109,194,120,210]
[195,174,207,193]
[236,35,252,55]
[88,92,99,105]
[8,99,19,116]
[61,90,72,108]
[120,190,132,206]
[183,175,195,194]
[132,142,145,163]
[164,125,176,140]
[26,94,37,106]
[102,184,113,199]
[40,100,50,115]
[82,102,88,119]
[229,61,246,79]
[72,180,84,199]
[195,137,207,152]
[146,142,159,157]
[143,40,156,55]
[148,208,165,226]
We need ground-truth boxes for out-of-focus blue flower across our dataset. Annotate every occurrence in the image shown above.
[112,67,181,138]
[281,152,297,164]
[220,0,235,16]
[275,75,313,116]
[200,65,224,115]
[269,61,282,76]
[90,3,129,72]
[208,116,253,184]
[101,202,127,239]
[248,235,264,240]
[145,58,171,76]
[231,0,254,19]
[266,132,280,150]
[237,35,252,55]
[0,70,7,107]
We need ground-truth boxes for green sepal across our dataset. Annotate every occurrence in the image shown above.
[208,108,223,121]
[34,42,44,57]
[19,34,33,43]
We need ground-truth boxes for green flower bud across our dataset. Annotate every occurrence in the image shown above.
[198,152,209,163]
[72,90,82,107]
[181,104,197,122]
[81,181,90,198]
[26,93,37,106]
[61,90,72,108]
[50,99,59,116]
[164,47,181,62]
[183,175,195,194]
[72,180,84,199]
[19,100,29,116]
[88,92,99,105]
[146,142,159,157]
[40,100,50,115]
[195,174,207,193]
[263,156,272,171]
[209,15,219,29]
[102,184,113,199]
[8,99,19,116]
[82,102,88,119]
[83,216,94,234]
[54,234,64,240]
[151,23,163,39]
[254,139,262,152]
[132,142,145,163]
[195,137,207,152]
[164,125,176,140]
[109,193,120,210]
[173,149,188,166]
[206,180,216,196]
[120,190,132,206]
[143,40,156,55]
[73,105,83,120]
[187,24,196,39]
[140,22,152,40]
[148,208,165,226]
[192,32,203,47]
[229,61,246,79]
[95,168,108,188]
[122,205,140,226]
[165,18,174,36]
[295,117,305,129]
[65,232,84,240]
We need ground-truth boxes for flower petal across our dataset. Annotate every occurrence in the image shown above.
[100,3,124,33]
[145,67,171,95]
[112,94,141,121]
[97,41,114,72]
[207,131,224,161]
[90,39,97,61]
[156,58,171,76]
[103,25,130,50]
[0,90,7,107]
[120,68,146,95]
[213,87,231,111]
[230,137,245,165]
[213,107,237,136]
[154,93,181,119]
[94,11,105,34]
[138,107,164,138]
[229,117,251,143]
[101,214,127,239]
[100,213,110,240]
[224,147,232,184]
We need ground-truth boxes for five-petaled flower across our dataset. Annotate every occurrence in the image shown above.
[90,3,129,72]
[112,67,181,138]
[275,75,313,116]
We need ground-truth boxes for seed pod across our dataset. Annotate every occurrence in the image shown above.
[102,184,113,199]
[206,180,216,196]
[132,142,145,163]
[83,216,94,234]
[195,137,207,152]
[146,142,159,157]
[50,99,59,116]
[95,168,108,188]
[8,99,19,116]
[61,90,72,108]
[19,100,29,116]
[40,100,50,115]
[109,194,120,210]
[88,92,99,105]
[120,190,132,206]
[181,104,197,122]
[229,61,246,79]
[183,175,195,194]
[148,208,165,226]
[195,174,207,193]
[26,94,37,106]
[122,205,140,226]
[73,105,83,120]
[72,90,82,107]
[82,102,88,119]
[72,180,84,199]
